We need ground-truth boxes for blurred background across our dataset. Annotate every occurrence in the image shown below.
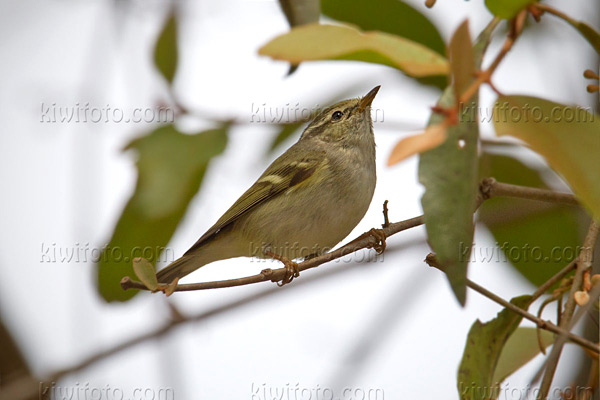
[0,0,598,398]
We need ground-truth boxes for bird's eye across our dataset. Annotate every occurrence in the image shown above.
[332,111,343,120]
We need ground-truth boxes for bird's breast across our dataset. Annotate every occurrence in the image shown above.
[239,146,376,260]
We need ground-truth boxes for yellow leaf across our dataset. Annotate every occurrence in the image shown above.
[132,257,159,291]
[259,23,448,77]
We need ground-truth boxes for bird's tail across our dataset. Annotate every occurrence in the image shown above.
[156,232,248,283]
[156,255,199,284]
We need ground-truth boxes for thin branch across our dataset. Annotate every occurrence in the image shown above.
[533,3,579,26]
[531,258,578,302]
[537,220,600,399]
[479,177,579,206]
[122,215,424,292]
[123,178,580,293]
[382,200,390,228]
[458,13,524,105]
[425,254,599,354]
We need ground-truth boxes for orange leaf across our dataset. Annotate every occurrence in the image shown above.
[448,20,474,102]
[387,122,448,166]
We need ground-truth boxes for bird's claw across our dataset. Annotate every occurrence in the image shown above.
[264,250,300,286]
[368,228,387,254]
[278,260,300,286]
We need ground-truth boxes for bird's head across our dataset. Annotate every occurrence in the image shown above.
[300,86,380,144]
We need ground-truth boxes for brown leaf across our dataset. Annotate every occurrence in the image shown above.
[448,20,475,102]
[163,277,179,297]
[387,122,448,166]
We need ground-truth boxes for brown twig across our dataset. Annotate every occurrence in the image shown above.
[122,215,424,292]
[458,12,524,105]
[123,178,580,293]
[533,3,579,26]
[531,258,578,302]
[425,254,599,354]
[479,177,578,206]
[537,221,600,399]
[382,200,390,228]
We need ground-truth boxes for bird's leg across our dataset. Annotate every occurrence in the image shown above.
[264,250,300,286]
[347,228,387,254]
[368,228,387,254]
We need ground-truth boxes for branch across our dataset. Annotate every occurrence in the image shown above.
[479,177,579,206]
[531,258,577,302]
[425,253,599,354]
[122,178,580,293]
[533,3,580,27]
[122,215,424,292]
[537,220,600,399]
[458,12,525,105]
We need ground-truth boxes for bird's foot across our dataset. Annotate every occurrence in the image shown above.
[264,250,300,286]
[367,228,387,254]
[345,228,387,255]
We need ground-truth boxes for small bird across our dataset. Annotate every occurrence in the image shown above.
[156,86,380,285]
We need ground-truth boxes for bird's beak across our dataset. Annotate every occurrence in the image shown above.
[357,85,381,113]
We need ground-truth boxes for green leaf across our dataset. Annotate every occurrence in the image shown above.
[493,327,554,384]
[419,94,478,305]
[258,23,449,78]
[322,0,444,55]
[417,21,496,305]
[449,20,474,101]
[278,0,320,75]
[484,0,535,19]
[279,0,320,27]
[154,13,178,84]
[321,0,446,88]
[493,95,600,222]
[97,124,228,302]
[132,257,159,291]
[478,153,583,287]
[457,295,532,400]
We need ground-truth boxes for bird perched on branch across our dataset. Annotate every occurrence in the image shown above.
[156,86,380,286]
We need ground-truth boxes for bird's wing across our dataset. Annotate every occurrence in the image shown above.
[184,145,326,255]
